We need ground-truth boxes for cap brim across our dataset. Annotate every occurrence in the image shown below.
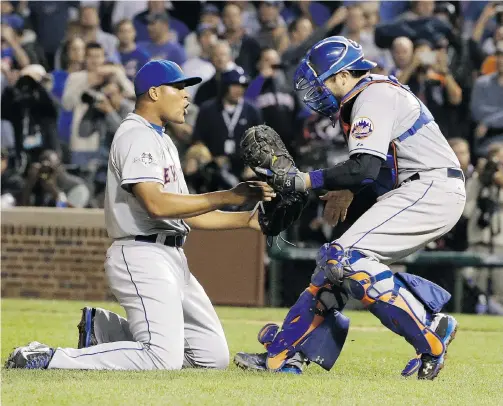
[167,76,203,87]
[355,59,377,70]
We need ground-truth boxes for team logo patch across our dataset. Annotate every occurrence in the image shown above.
[350,117,374,139]
[134,152,155,166]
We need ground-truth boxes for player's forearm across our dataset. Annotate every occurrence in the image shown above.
[307,154,383,191]
[141,189,239,219]
[185,210,252,230]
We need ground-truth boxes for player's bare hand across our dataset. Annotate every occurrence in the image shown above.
[320,190,354,226]
[247,210,261,231]
[229,181,276,205]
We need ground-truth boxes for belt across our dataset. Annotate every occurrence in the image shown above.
[401,168,464,185]
[134,234,186,247]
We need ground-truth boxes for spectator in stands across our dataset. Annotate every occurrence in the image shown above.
[282,7,349,84]
[184,3,223,59]
[25,1,77,70]
[78,79,135,159]
[1,147,24,208]
[111,0,148,28]
[79,5,120,64]
[1,119,16,152]
[221,3,261,77]
[463,143,503,314]
[361,1,380,33]
[182,24,217,99]
[183,142,240,194]
[482,22,503,57]
[449,138,474,180]
[397,40,463,138]
[399,0,435,20]
[390,36,414,77]
[471,44,503,153]
[53,21,83,71]
[281,0,331,27]
[245,47,300,153]
[62,42,134,165]
[50,37,86,161]
[255,1,289,53]
[115,19,150,81]
[1,64,60,164]
[193,67,263,179]
[133,1,189,44]
[137,12,186,66]
[340,4,392,70]
[1,15,32,69]
[20,149,90,208]
[235,1,261,36]
[194,40,236,107]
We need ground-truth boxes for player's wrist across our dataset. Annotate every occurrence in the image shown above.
[308,170,324,190]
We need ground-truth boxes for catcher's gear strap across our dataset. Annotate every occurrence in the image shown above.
[310,153,383,192]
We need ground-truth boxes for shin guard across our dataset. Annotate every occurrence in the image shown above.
[258,282,349,371]
[344,267,450,357]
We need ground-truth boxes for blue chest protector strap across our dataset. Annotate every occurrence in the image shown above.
[386,75,435,143]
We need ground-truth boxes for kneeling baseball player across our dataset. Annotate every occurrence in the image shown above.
[5,60,275,371]
[236,36,466,380]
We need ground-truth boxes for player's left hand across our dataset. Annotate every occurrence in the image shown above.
[320,190,354,226]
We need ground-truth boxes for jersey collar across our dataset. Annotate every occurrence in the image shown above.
[125,112,164,137]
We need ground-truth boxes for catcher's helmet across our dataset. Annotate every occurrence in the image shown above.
[294,36,376,117]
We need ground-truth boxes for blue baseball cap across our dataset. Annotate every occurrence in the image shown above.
[134,60,202,96]
[201,4,219,15]
[1,14,24,32]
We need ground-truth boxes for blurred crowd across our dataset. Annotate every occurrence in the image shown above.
[1,0,503,312]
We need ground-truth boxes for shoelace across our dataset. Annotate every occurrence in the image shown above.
[26,350,53,369]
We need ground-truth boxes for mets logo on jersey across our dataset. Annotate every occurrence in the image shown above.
[350,117,374,139]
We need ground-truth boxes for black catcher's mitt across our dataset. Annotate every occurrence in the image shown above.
[256,191,309,237]
[240,125,303,193]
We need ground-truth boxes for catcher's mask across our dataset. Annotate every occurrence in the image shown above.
[294,36,376,119]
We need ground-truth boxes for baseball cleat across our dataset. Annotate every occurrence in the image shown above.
[417,314,458,380]
[77,307,97,349]
[234,352,302,374]
[4,341,54,369]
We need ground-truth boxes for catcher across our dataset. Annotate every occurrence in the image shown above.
[235,36,466,380]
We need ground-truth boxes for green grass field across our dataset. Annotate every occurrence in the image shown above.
[2,298,502,406]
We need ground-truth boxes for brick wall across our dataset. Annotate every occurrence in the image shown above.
[1,208,265,305]
[1,209,112,300]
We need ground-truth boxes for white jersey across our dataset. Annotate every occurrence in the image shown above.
[104,113,190,239]
[346,77,460,183]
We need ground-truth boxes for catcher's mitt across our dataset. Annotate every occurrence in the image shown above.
[240,125,305,193]
[256,191,309,237]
